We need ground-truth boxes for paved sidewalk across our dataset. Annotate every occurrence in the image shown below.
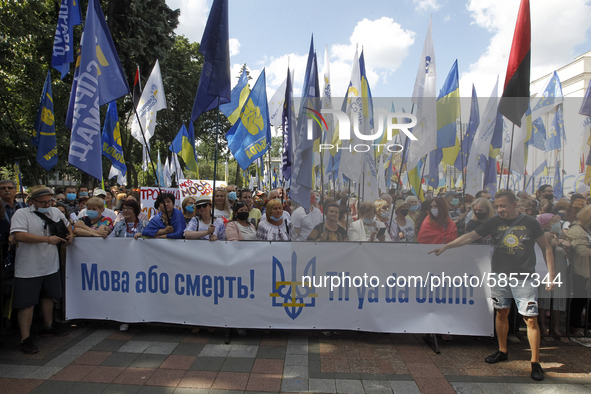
[0,322,590,393]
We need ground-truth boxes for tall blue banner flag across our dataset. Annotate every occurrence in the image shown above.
[33,71,58,171]
[225,69,271,170]
[51,0,82,79]
[68,0,129,180]
[191,0,231,121]
[101,101,126,176]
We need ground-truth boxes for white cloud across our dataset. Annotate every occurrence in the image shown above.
[413,0,441,13]
[330,17,416,96]
[165,0,209,43]
[229,38,240,57]
[461,0,591,97]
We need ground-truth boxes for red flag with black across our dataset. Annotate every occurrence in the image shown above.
[498,0,530,127]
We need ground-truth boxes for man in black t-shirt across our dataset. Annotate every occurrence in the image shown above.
[430,190,555,382]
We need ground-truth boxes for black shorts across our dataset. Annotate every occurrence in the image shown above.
[13,271,62,309]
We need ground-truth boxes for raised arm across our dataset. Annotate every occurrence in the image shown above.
[429,230,482,256]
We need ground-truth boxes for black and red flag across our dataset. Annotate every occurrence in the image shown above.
[132,65,142,108]
[498,0,530,127]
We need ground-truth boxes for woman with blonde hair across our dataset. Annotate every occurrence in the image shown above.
[256,199,290,241]
[213,187,231,220]
[348,201,388,242]
[74,197,114,238]
[181,196,196,225]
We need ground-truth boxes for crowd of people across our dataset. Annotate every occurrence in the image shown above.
[1,178,591,381]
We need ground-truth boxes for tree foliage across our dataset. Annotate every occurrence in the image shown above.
[0,0,235,188]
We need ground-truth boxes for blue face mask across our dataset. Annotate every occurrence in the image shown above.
[228,191,237,201]
[410,204,420,212]
[66,193,76,201]
[79,191,89,197]
[37,207,51,214]
[550,222,562,234]
[185,204,194,213]
[86,210,99,219]
[362,217,375,225]
[269,215,282,222]
[451,198,459,207]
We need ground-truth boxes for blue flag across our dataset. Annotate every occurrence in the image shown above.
[281,67,294,181]
[454,84,479,170]
[483,157,498,195]
[220,68,250,124]
[546,105,564,151]
[436,60,460,149]
[101,101,126,176]
[580,78,591,116]
[68,0,129,180]
[33,71,58,171]
[191,0,231,121]
[51,0,81,79]
[290,37,320,210]
[225,69,271,170]
[528,117,547,150]
[428,148,442,188]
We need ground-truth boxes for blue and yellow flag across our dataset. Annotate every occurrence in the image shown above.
[437,60,461,166]
[170,123,199,177]
[68,0,129,181]
[191,0,231,121]
[101,101,126,176]
[226,69,271,170]
[220,68,250,125]
[546,105,564,151]
[454,84,479,170]
[51,0,81,79]
[33,71,57,171]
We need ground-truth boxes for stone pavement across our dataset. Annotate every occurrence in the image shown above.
[0,322,590,393]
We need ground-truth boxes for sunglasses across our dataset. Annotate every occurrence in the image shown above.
[196,203,211,209]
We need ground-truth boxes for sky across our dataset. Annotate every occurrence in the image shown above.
[165,0,591,100]
[164,0,591,182]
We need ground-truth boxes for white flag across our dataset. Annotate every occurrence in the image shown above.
[339,48,365,183]
[170,153,184,183]
[108,165,127,186]
[131,60,166,146]
[407,18,437,171]
[268,70,294,128]
[163,156,172,187]
[465,78,499,196]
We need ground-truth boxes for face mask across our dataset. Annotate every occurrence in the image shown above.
[451,198,459,206]
[430,208,439,217]
[86,210,99,219]
[474,211,488,220]
[410,204,420,212]
[79,191,89,197]
[236,211,249,221]
[550,222,562,234]
[362,217,375,225]
[380,210,391,219]
[37,207,50,214]
[185,204,194,213]
[66,193,76,201]
[545,194,554,200]
[228,191,237,201]
[399,209,409,217]
[269,215,282,222]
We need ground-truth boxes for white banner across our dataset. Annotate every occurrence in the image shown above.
[178,179,226,199]
[66,239,495,336]
[139,187,181,219]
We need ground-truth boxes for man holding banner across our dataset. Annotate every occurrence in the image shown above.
[430,189,555,381]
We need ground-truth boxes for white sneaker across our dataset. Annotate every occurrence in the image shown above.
[119,324,129,332]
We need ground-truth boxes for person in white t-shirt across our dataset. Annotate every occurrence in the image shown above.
[290,195,323,241]
[10,186,73,354]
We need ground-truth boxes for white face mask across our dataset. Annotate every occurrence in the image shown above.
[431,208,439,217]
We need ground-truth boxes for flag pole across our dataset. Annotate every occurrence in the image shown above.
[458,119,466,211]
[132,94,170,223]
[211,98,221,220]
[506,123,516,189]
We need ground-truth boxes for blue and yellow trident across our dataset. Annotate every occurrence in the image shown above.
[270,252,317,320]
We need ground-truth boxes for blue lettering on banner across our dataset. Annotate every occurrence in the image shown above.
[81,263,129,293]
